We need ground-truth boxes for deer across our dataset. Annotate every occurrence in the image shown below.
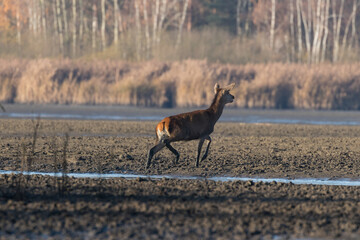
[146,82,235,169]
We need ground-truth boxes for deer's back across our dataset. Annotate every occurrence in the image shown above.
[159,110,214,142]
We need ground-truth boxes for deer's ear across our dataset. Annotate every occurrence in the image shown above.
[214,83,220,93]
[224,83,235,91]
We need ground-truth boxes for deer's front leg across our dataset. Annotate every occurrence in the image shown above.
[166,142,180,164]
[201,136,212,162]
[196,138,205,167]
[147,142,166,169]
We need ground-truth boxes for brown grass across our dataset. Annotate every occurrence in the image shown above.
[1,59,360,110]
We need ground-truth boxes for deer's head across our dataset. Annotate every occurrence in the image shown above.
[214,83,235,104]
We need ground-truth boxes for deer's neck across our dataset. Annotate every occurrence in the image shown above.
[208,93,225,124]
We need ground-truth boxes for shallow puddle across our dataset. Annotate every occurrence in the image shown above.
[1,170,360,186]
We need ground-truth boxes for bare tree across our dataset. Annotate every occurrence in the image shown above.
[296,0,303,60]
[40,0,47,40]
[340,0,357,60]
[289,0,295,61]
[134,0,141,60]
[157,0,167,44]
[118,3,124,48]
[143,0,151,58]
[311,0,322,63]
[92,3,98,52]
[72,0,77,57]
[56,0,64,54]
[79,0,84,41]
[53,0,58,40]
[244,0,251,35]
[350,0,358,50]
[175,0,189,49]
[28,0,34,34]
[270,0,276,49]
[300,0,311,63]
[307,0,312,36]
[332,0,344,62]
[236,0,242,36]
[62,0,69,40]
[152,0,160,45]
[31,0,40,34]
[187,0,192,31]
[16,2,21,46]
[321,0,330,62]
[114,0,119,49]
[101,0,106,50]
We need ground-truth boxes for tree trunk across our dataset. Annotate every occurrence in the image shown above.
[134,0,141,60]
[16,3,21,47]
[340,0,356,60]
[79,0,84,41]
[35,0,40,34]
[300,0,311,63]
[117,3,124,58]
[289,0,295,61]
[143,0,151,58]
[321,0,329,62]
[296,0,303,61]
[270,0,276,49]
[317,0,326,63]
[92,3,97,52]
[332,0,344,62]
[245,0,251,35]
[32,0,39,34]
[175,0,189,49]
[101,0,106,50]
[56,0,64,55]
[72,0,77,57]
[349,0,358,50]
[331,0,336,61]
[152,0,160,45]
[187,0,192,31]
[236,0,242,36]
[307,0,312,40]
[53,0,58,39]
[29,0,33,34]
[114,0,119,49]
[40,0,46,40]
[311,0,322,63]
[157,0,167,44]
[62,0,69,40]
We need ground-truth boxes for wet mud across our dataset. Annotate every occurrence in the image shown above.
[1,119,360,239]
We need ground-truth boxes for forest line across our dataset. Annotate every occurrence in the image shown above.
[0,0,359,63]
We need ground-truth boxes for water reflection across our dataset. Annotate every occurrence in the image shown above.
[1,170,360,186]
[2,105,360,125]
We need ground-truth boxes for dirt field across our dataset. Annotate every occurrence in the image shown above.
[1,118,360,239]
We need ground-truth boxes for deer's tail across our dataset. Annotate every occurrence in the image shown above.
[156,119,170,143]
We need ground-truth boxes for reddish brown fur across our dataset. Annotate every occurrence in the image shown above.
[158,110,215,142]
[147,83,235,168]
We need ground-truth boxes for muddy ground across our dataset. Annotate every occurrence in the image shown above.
[2,118,360,179]
[1,119,360,239]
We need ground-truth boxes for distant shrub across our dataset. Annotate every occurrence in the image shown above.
[1,59,360,110]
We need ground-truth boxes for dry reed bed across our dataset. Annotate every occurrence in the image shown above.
[1,59,360,109]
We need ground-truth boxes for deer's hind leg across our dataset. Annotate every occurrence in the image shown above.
[147,142,166,169]
[196,138,206,167]
[201,136,212,162]
[165,142,180,164]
